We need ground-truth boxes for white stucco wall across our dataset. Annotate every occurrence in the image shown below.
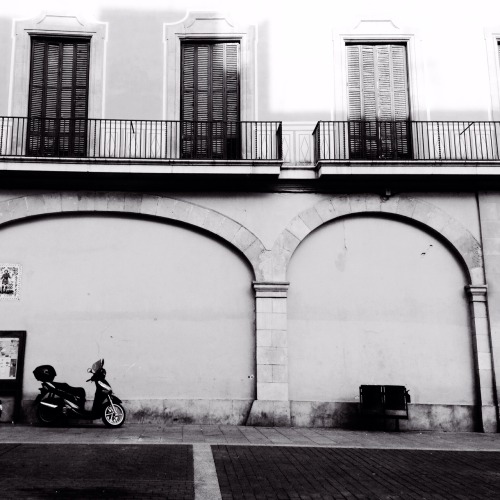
[0,214,255,401]
[287,215,475,405]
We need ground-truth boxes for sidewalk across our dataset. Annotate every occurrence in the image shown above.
[1,423,500,451]
[1,424,500,499]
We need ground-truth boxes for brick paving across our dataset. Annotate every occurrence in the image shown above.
[0,443,194,499]
[212,445,500,499]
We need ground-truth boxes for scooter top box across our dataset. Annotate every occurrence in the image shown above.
[33,365,56,382]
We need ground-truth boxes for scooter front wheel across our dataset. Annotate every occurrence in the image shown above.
[36,403,59,426]
[102,403,126,427]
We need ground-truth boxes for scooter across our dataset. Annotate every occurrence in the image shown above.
[33,359,126,427]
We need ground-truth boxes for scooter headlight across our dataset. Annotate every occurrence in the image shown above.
[98,381,112,392]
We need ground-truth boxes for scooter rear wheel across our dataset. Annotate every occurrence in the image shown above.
[36,403,59,426]
[102,403,126,427]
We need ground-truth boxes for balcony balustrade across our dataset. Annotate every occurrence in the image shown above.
[313,121,500,164]
[0,118,283,162]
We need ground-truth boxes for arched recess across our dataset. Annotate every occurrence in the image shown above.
[0,193,265,423]
[287,215,473,406]
[266,194,483,284]
[274,194,496,431]
[0,192,267,280]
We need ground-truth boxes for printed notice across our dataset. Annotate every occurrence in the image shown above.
[0,338,19,379]
[0,264,21,300]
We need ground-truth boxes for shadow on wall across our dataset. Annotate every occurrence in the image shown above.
[98,8,184,120]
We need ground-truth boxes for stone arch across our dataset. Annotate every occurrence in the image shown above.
[0,192,267,280]
[266,194,484,285]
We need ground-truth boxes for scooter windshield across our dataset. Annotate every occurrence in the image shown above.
[91,359,104,373]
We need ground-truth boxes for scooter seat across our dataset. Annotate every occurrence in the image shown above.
[51,382,86,405]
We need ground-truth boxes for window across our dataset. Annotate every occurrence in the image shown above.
[28,37,90,157]
[164,13,256,123]
[181,41,240,159]
[346,43,411,159]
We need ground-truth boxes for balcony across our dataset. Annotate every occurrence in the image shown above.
[313,121,500,176]
[0,118,283,175]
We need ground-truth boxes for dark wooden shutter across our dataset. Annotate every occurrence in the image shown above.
[181,42,240,159]
[347,43,410,159]
[28,37,90,157]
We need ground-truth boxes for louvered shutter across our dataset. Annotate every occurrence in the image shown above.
[181,44,195,158]
[28,37,90,157]
[211,43,225,157]
[347,43,410,159]
[347,45,378,158]
[224,43,240,159]
[181,42,240,159]
[390,45,410,158]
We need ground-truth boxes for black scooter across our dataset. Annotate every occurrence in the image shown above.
[33,359,126,427]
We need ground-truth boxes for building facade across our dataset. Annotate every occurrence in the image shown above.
[0,0,500,432]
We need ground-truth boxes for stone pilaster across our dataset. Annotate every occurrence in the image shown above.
[466,285,499,432]
[246,281,291,426]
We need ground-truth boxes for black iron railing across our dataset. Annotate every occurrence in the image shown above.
[313,121,500,163]
[0,117,283,161]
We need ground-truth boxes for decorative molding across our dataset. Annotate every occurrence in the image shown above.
[332,20,428,121]
[34,14,85,30]
[352,19,400,33]
[184,14,235,31]
[163,11,257,121]
[9,13,107,118]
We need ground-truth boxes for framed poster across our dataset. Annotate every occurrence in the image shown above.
[0,331,26,423]
[0,336,21,379]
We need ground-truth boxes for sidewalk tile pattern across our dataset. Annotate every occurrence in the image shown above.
[212,445,500,499]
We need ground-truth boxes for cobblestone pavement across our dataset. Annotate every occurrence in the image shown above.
[212,445,500,499]
[0,444,194,499]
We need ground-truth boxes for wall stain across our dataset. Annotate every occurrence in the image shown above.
[420,243,433,256]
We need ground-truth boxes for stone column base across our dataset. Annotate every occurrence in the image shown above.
[481,405,499,433]
[246,400,291,426]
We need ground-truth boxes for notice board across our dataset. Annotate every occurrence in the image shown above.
[0,331,26,423]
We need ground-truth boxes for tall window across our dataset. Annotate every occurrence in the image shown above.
[28,37,90,157]
[347,43,411,160]
[181,42,240,159]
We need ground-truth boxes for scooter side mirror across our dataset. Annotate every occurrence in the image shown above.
[87,368,92,373]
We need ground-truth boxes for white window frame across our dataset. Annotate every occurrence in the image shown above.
[9,13,107,118]
[163,12,257,121]
[484,28,500,120]
[332,20,428,121]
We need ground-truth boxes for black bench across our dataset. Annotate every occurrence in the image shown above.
[359,385,411,430]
